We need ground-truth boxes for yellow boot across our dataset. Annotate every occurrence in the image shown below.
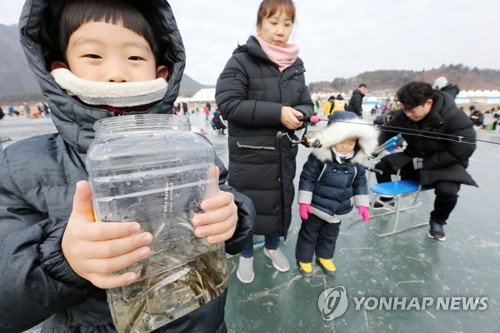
[297,261,313,278]
[316,257,336,276]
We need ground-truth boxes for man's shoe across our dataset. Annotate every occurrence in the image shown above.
[263,247,290,272]
[297,261,313,278]
[316,257,336,276]
[428,221,446,241]
[236,256,254,283]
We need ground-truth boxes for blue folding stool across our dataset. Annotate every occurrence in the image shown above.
[366,134,431,237]
[369,178,429,237]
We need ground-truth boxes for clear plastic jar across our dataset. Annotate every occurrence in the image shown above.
[86,114,229,333]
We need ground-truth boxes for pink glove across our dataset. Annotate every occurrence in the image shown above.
[358,206,370,222]
[299,203,313,220]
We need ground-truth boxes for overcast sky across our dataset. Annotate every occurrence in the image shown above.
[1,1,498,85]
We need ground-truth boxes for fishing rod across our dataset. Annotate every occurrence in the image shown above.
[297,116,500,147]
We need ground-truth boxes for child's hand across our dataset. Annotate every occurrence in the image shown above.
[62,181,153,289]
[358,206,370,222]
[299,203,312,220]
[191,190,238,244]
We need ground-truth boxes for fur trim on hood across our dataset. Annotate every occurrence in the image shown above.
[51,68,169,107]
[18,0,185,153]
[312,111,379,164]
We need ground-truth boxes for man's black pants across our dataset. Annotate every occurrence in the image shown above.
[375,158,460,224]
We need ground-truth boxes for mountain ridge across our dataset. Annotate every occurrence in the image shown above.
[1,24,499,102]
[309,66,500,96]
[0,24,207,102]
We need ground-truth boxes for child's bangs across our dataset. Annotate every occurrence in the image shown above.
[69,4,151,42]
[59,0,158,60]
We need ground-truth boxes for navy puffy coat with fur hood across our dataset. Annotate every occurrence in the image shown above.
[298,112,379,222]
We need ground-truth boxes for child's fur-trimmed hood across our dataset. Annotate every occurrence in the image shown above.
[312,111,379,164]
[18,0,185,153]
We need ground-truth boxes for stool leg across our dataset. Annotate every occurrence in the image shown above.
[392,195,402,233]
[411,187,422,206]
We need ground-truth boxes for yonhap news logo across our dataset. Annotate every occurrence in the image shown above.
[318,286,488,321]
[317,287,349,320]
[352,295,488,311]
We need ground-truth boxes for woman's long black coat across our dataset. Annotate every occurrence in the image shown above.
[216,36,313,237]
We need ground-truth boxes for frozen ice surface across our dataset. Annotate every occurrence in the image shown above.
[4,115,499,333]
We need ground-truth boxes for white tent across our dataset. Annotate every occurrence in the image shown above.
[174,88,216,105]
[190,88,216,103]
[362,96,380,112]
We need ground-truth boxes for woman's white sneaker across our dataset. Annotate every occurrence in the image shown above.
[236,256,255,283]
[263,247,290,272]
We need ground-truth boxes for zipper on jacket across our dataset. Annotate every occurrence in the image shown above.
[351,165,357,186]
[317,163,328,182]
[237,142,276,150]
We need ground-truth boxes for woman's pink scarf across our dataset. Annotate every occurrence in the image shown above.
[256,35,299,72]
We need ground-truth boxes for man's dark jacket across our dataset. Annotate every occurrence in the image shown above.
[379,91,477,187]
[216,36,313,237]
[346,88,365,117]
[0,1,255,332]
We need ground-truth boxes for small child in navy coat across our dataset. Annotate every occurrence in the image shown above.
[296,111,379,277]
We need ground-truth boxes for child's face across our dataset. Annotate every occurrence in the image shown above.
[257,7,294,47]
[54,21,168,82]
[333,138,357,155]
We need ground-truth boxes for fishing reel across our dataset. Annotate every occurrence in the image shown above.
[300,131,323,148]
[298,115,323,148]
[277,115,324,148]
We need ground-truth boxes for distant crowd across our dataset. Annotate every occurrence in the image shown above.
[464,105,500,131]
[0,101,50,120]
[316,85,500,133]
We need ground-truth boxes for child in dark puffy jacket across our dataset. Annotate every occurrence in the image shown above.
[296,111,379,277]
[0,0,255,332]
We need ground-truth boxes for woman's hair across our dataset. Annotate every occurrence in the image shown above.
[256,0,296,26]
[58,0,159,63]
